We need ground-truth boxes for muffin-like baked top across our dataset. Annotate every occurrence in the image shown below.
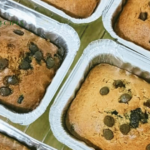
[41,0,100,18]
[66,64,150,150]
[115,0,150,50]
[0,17,63,112]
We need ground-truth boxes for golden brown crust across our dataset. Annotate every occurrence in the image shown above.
[0,18,62,112]
[0,133,30,150]
[66,64,150,150]
[41,0,100,18]
[115,0,150,50]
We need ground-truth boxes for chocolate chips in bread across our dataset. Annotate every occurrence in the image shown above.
[115,0,150,51]
[66,64,150,150]
[0,17,64,112]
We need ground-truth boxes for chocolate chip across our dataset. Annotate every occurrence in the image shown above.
[140,111,148,124]
[103,129,114,140]
[130,108,141,128]
[46,57,55,69]
[113,80,125,88]
[111,110,118,115]
[144,99,150,108]
[129,108,148,128]
[58,47,64,57]
[29,42,39,54]
[0,58,8,70]
[17,95,24,104]
[5,75,19,85]
[54,53,63,62]
[13,29,24,36]
[120,124,130,135]
[100,87,109,95]
[104,116,115,127]
[119,93,132,103]
[34,51,43,61]
[0,87,11,96]
[19,59,31,70]
[141,118,148,124]
[24,53,32,64]
[139,12,148,21]
[146,144,150,150]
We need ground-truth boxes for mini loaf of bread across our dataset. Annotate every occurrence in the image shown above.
[0,133,30,150]
[0,17,64,112]
[66,64,150,150]
[41,0,100,18]
[115,0,150,50]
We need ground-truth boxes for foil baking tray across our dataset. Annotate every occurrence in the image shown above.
[102,0,150,58]
[0,0,80,125]
[21,0,108,24]
[0,119,56,150]
[50,39,150,150]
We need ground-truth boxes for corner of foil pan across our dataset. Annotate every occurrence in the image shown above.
[102,0,150,58]
[0,119,57,150]
[29,0,108,24]
[50,105,95,150]
[82,39,124,62]
[50,39,150,150]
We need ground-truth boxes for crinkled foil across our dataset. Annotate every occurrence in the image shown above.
[0,119,56,150]
[0,0,80,125]
[102,0,150,58]
[50,39,150,150]
[26,0,108,24]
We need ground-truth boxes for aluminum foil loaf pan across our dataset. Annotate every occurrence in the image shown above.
[0,119,56,150]
[102,0,150,58]
[28,0,107,24]
[0,0,80,125]
[50,39,150,150]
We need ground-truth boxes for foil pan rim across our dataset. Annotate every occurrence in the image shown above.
[102,0,150,58]
[0,119,56,150]
[29,0,108,24]
[0,0,80,125]
[49,39,150,150]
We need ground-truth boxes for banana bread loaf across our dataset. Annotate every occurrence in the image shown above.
[0,133,30,150]
[66,63,150,150]
[115,0,150,51]
[41,0,100,18]
[0,17,63,113]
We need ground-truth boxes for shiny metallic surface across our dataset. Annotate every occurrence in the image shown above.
[0,119,56,150]
[102,0,150,58]
[0,0,80,125]
[29,0,107,24]
[50,39,150,150]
